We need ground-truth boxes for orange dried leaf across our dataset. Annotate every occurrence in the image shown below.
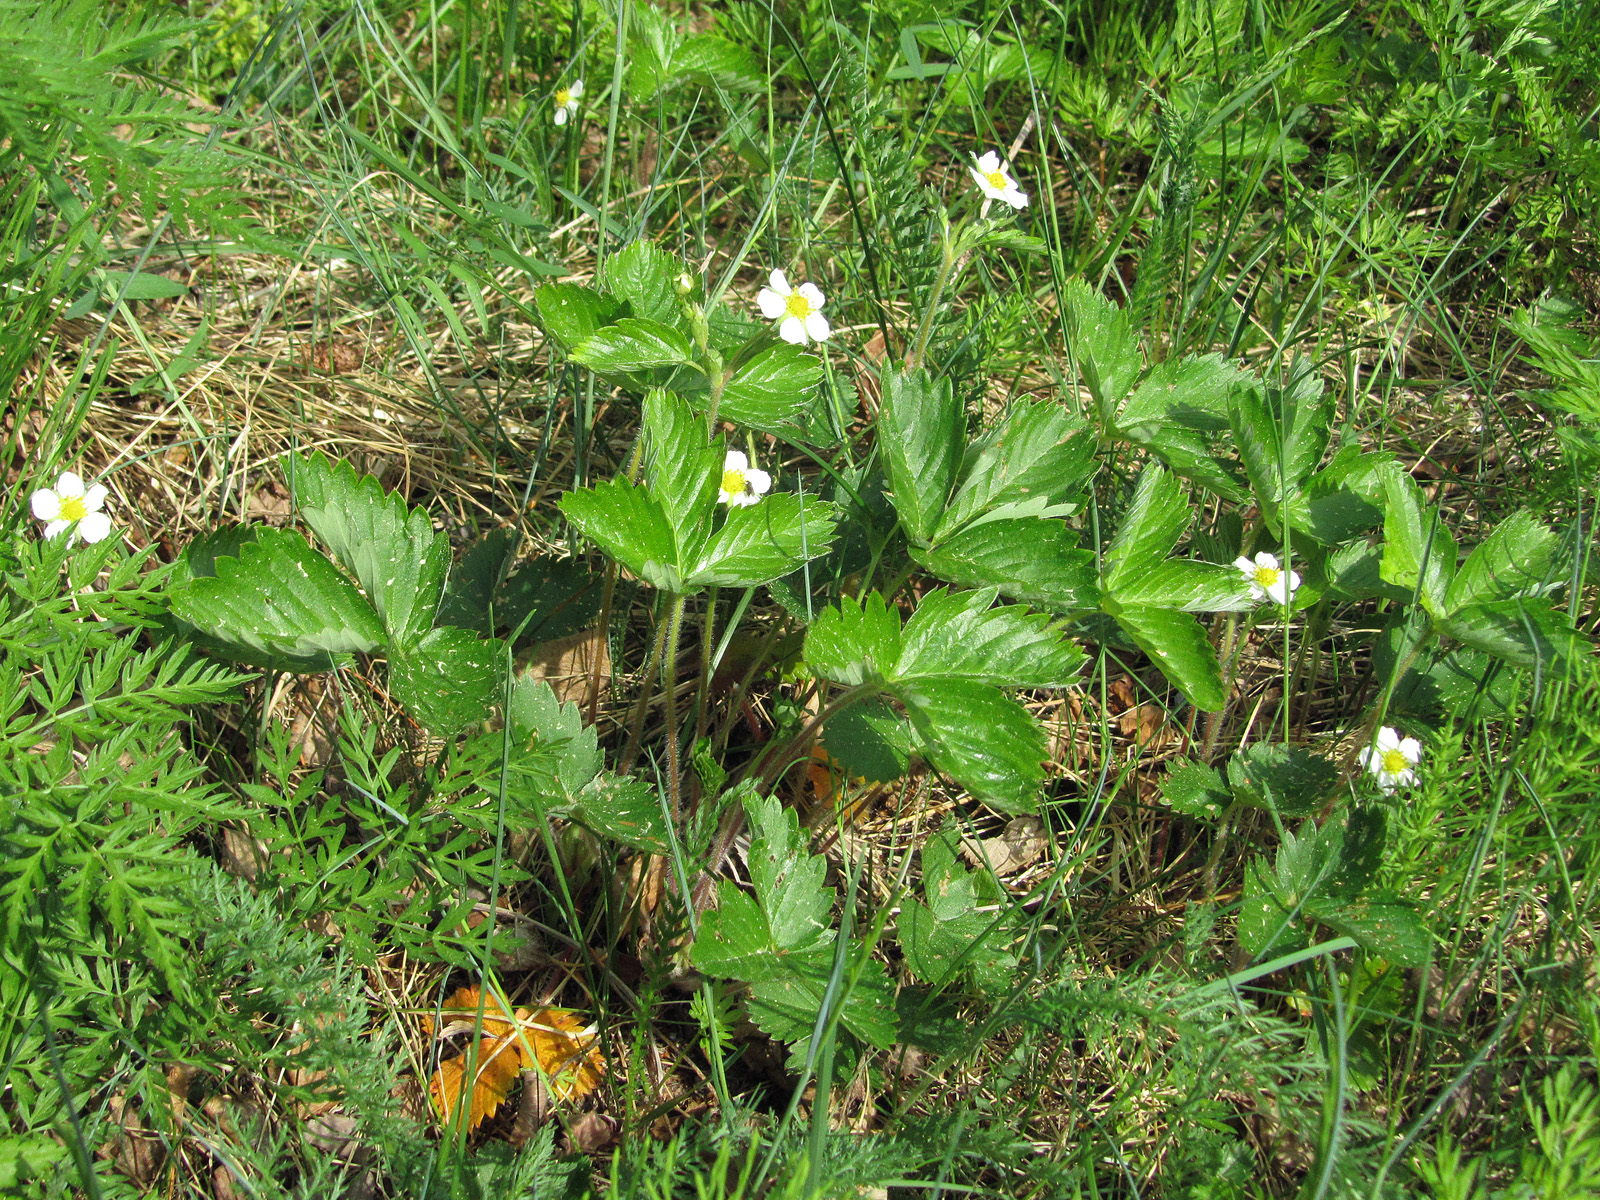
[523,1007,605,1101]
[429,1036,524,1130]
[425,988,603,1128]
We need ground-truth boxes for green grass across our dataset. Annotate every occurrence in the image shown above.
[2,0,1598,1195]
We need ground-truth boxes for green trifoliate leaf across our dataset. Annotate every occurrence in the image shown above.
[1161,760,1231,819]
[171,528,386,671]
[502,677,669,851]
[901,890,1017,995]
[507,676,602,792]
[1102,464,1193,589]
[1444,510,1557,611]
[600,239,684,327]
[1061,278,1141,426]
[386,625,503,734]
[819,700,913,783]
[283,451,450,647]
[717,341,821,436]
[1118,352,1250,429]
[672,35,765,90]
[533,283,622,350]
[564,774,671,854]
[643,389,722,555]
[440,548,602,644]
[685,493,837,588]
[1226,743,1338,818]
[692,792,899,1049]
[1112,559,1254,612]
[1437,599,1577,670]
[1305,892,1431,967]
[935,400,1096,538]
[1379,472,1457,615]
[804,592,904,686]
[1102,601,1225,712]
[878,366,962,546]
[570,317,695,371]
[744,952,900,1050]
[559,477,684,592]
[1229,367,1334,512]
[743,791,834,948]
[895,587,1085,688]
[898,678,1046,814]
[914,517,1100,614]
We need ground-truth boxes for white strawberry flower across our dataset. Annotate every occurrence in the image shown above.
[553,78,584,125]
[969,150,1028,209]
[30,470,113,544]
[1359,726,1422,793]
[756,270,830,345]
[1235,551,1301,606]
[718,450,772,508]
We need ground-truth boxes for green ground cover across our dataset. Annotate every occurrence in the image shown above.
[2,0,1598,1194]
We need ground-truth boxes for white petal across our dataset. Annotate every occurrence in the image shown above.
[804,311,831,342]
[1358,747,1375,770]
[1286,570,1301,591]
[969,165,990,190]
[743,468,772,496]
[976,178,1003,201]
[724,449,748,472]
[1255,552,1279,570]
[977,151,1000,172]
[77,512,112,544]
[31,488,61,521]
[767,269,792,295]
[569,79,584,98]
[797,282,825,310]
[83,483,108,513]
[1003,186,1029,209]
[757,288,787,319]
[1375,727,1401,751]
[728,490,760,507]
[778,315,807,345]
[1399,737,1422,763]
[1233,556,1254,574]
[54,471,86,498]
[554,107,569,125]
[44,519,70,539]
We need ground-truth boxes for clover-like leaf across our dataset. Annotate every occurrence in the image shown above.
[171,528,386,671]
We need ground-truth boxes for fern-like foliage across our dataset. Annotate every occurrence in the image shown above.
[0,540,244,998]
[835,53,983,387]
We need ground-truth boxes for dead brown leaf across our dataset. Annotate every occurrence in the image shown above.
[961,816,1048,876]
[516,626,610,706]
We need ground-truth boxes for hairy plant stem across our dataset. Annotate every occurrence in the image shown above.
[586,438,647,724]
[906,220,958,371]
[1201,799,1243,901]
[689,585,719,771]
[1200,613,1242,763]
[690,683,874,915]
[661,591,690,821]
[703,350,726,436]
[617,606,671,778]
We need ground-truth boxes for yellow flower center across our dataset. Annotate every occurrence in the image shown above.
[784,292,812,319]
[984,170,1009,190]
[1253,565,1281,588]
[1380,749,1409,775]
[58,494,88,522]
[555,88,571,106]
[722,469,747,495]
